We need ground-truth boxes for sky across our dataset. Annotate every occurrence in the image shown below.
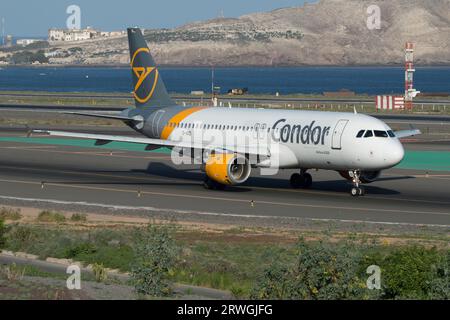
[0,0,312,37]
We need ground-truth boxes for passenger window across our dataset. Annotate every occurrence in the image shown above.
[374,130,388,138]
[356,130,365,138]
[364,130,373,138]
[387,130,395,138]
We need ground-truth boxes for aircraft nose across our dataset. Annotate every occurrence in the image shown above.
[385,142,405,167]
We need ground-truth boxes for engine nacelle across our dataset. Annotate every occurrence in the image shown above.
[205,153,251,185]
[339,170,381,184]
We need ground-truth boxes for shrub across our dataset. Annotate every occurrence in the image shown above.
[251,241,376,300]
[378,246,449,300]
[37,211,66,223]
[64,242,97,258]
[6,225,37,251]
[130,224,179,297]
[0,263,25,281]
[92,263,108,283]
[0,207,22,221]
[251,262,290,299]
[10,50,49,64]
[70,213,88,222]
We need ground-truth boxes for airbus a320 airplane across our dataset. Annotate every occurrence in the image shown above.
[35,28,420,197]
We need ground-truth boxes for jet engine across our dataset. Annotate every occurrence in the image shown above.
[204,153,251,185]
[339,170,381,184]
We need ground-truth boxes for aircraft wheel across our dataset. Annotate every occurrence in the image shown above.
[303,173,313,189]
[290,173,304,189]
[203,178,226,190]
[203,178,215,190]
[351,187,361,197]
[358,186,365,196]
[215,183,226,191]
[351,187,364,197]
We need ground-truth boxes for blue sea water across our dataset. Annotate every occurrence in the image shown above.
[0,66,449,95]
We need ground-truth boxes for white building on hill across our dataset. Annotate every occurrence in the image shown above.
[49,27,124,42]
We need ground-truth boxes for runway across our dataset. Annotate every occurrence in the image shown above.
[0,131,449,228]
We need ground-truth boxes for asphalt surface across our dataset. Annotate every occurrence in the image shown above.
[0,131,449,228]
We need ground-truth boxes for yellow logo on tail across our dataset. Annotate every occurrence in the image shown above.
[131,48,159,104]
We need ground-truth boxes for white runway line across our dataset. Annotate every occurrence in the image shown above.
[0,195,448,229]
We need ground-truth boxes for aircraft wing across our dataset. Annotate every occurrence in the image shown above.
[394,129,422,139]
[63,112,141,123]
[32,130,271,156]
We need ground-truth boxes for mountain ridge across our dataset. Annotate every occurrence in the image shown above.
[2,0,449,66]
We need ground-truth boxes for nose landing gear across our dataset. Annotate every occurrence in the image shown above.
[350,170,365,197]
[290,169,313,189]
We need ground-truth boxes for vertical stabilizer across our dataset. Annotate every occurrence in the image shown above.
[127,28,174,108]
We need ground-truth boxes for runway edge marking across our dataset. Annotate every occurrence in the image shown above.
[0,195,448,229]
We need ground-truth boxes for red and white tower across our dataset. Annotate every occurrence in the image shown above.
[404,42,420,110]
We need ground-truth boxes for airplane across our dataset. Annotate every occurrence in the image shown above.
[34,28,421,197]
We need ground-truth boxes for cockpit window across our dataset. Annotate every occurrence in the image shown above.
[364,130,373,138]
[374,130,389,138]
[356,130,365,138]
[387,130,395,138]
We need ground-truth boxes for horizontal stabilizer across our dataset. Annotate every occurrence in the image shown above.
[63,112,141,123]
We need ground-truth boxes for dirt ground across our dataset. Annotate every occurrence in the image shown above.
[3,205,449,248]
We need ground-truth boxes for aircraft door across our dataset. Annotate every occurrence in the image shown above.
[254,123,260,140]
[331,119,349,150]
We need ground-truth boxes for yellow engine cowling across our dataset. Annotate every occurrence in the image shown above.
[205,153,251,185]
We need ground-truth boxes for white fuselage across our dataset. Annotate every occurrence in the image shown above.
[163,107,405,171]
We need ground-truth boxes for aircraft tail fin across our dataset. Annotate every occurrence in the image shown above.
[127,28,174,108]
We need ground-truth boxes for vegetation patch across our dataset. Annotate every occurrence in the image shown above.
[0,221,448,299]
[36,211,66,223]
[0,207,22,221]
[70,213,88,222]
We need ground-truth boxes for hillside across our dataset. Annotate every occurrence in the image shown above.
[2,0,450,66]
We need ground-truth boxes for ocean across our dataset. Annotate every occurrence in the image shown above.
[0,66,449,95]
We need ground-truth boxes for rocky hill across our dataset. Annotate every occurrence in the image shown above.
[3,0,450,66]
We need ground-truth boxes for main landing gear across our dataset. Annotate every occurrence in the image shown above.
[350,170,365,197]
[290,169,313,189]
[203,177,226,190]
